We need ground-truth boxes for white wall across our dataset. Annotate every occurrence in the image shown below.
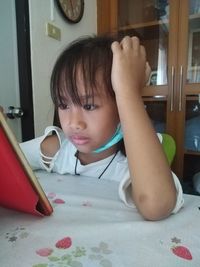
[0,0,22,141]
[29,0,97,137]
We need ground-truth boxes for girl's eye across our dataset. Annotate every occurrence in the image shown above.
[58,103,69,110]
[83,104,97,111]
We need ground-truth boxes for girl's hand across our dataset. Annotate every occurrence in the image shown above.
[145,61,151,86]
[111,36,149,98]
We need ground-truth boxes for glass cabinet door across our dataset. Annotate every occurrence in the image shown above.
[144,100,167,132]
[97,0,200,178]
[184,0,200,152]
[117,0,171,133]
[118,0,170,86]
[183,0,200,182]
[184,95,200,184]
[185,96,200,152]
[187,0,200,83]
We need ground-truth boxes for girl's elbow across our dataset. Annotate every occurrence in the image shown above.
[136,194,177,221]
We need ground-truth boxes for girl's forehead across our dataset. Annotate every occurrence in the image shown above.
[75,84,107,100]
[60,76,106,101]
[75,69,107,93]
[58,63,111,103]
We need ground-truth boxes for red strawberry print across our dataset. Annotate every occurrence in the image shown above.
[53,198,65,204]
[36,248,53,257]
[55,237,72,249]
[171,245,192,260]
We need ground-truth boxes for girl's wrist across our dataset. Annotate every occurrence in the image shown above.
[115,85,142,101]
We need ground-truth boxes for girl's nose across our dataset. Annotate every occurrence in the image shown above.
[68,108,86,131]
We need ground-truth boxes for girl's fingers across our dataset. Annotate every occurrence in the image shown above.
[146,62,151,73]
[111,40,121,52]
[145,62,152,84]
[140,45,146,58]
[120,36,133,49]
[120,36,146,60]
[112,36,146,59]
[131,36,140,47]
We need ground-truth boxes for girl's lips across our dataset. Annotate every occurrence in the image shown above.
[70,136,90,146]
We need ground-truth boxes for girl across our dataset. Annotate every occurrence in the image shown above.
[21,35,184,220]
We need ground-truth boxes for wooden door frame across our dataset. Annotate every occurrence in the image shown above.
[15,0,34,141]
[97,0,118,34]
[173,0,189,178]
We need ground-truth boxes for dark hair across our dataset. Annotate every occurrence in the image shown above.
[51,34,125,155]
[50,34,118,108]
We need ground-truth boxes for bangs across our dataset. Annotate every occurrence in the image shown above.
[50,36,116,108]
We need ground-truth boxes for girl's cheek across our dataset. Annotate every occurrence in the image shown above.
[58,116,67,132]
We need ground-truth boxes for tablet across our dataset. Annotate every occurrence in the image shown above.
[0,111,53,216]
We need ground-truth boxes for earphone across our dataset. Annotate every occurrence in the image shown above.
[93,124,123,153]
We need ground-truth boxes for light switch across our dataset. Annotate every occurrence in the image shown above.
[46,23,61,41]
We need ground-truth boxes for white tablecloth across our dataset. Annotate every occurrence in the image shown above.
[0,170,200,267]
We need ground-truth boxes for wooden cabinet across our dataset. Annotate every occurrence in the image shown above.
[97,0,200,181]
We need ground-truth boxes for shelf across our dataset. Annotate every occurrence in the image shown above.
[189,13,200,20]
[143,96,166,102]
[118,14,200,33]
[186,95,200,101]
[119,19,168,31]
[184,150,200,156]
[189,13,200,29]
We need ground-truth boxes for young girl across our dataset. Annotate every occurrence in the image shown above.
[20,35,184,220]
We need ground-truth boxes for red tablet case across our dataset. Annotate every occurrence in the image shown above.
[0,113,53,216]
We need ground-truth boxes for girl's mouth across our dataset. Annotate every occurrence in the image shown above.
[70,136,90,146]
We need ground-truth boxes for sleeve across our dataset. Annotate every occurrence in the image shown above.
[118,171,184,214]
[157,132,163,143]
[19,126,64,172]
[20,135,47,171]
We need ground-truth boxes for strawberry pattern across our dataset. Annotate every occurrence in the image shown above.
[47,192,66,207]
[170,236,193,261]
[4,226,29,243]
[1,172,200,267]
[55,237,72,249]
[33,237,113,267]
[171,246,192,260]
[36,248,53,257]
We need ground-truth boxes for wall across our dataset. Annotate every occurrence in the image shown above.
[29,0,97,137]
[0,0,22,141]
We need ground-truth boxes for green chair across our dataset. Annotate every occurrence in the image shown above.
[161,133,176,166]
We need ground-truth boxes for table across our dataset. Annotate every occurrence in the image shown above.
[0,170,200,267]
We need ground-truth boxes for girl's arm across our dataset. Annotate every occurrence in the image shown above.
[111,36,177,221]
[40,135,60,158]
[0,105,60,168]
[20,130,60,170]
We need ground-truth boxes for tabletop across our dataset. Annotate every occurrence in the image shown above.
[0,170,200,267]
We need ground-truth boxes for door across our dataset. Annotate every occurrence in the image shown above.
[97,0,173,146]
[97,0,200,180]
[0,0,22,141]
[177,0,200,180]
[0,0,34,142]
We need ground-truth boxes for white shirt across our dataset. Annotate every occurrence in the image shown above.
[20,126,184,214]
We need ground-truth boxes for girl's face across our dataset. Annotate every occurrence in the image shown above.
[58,75,119,155]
